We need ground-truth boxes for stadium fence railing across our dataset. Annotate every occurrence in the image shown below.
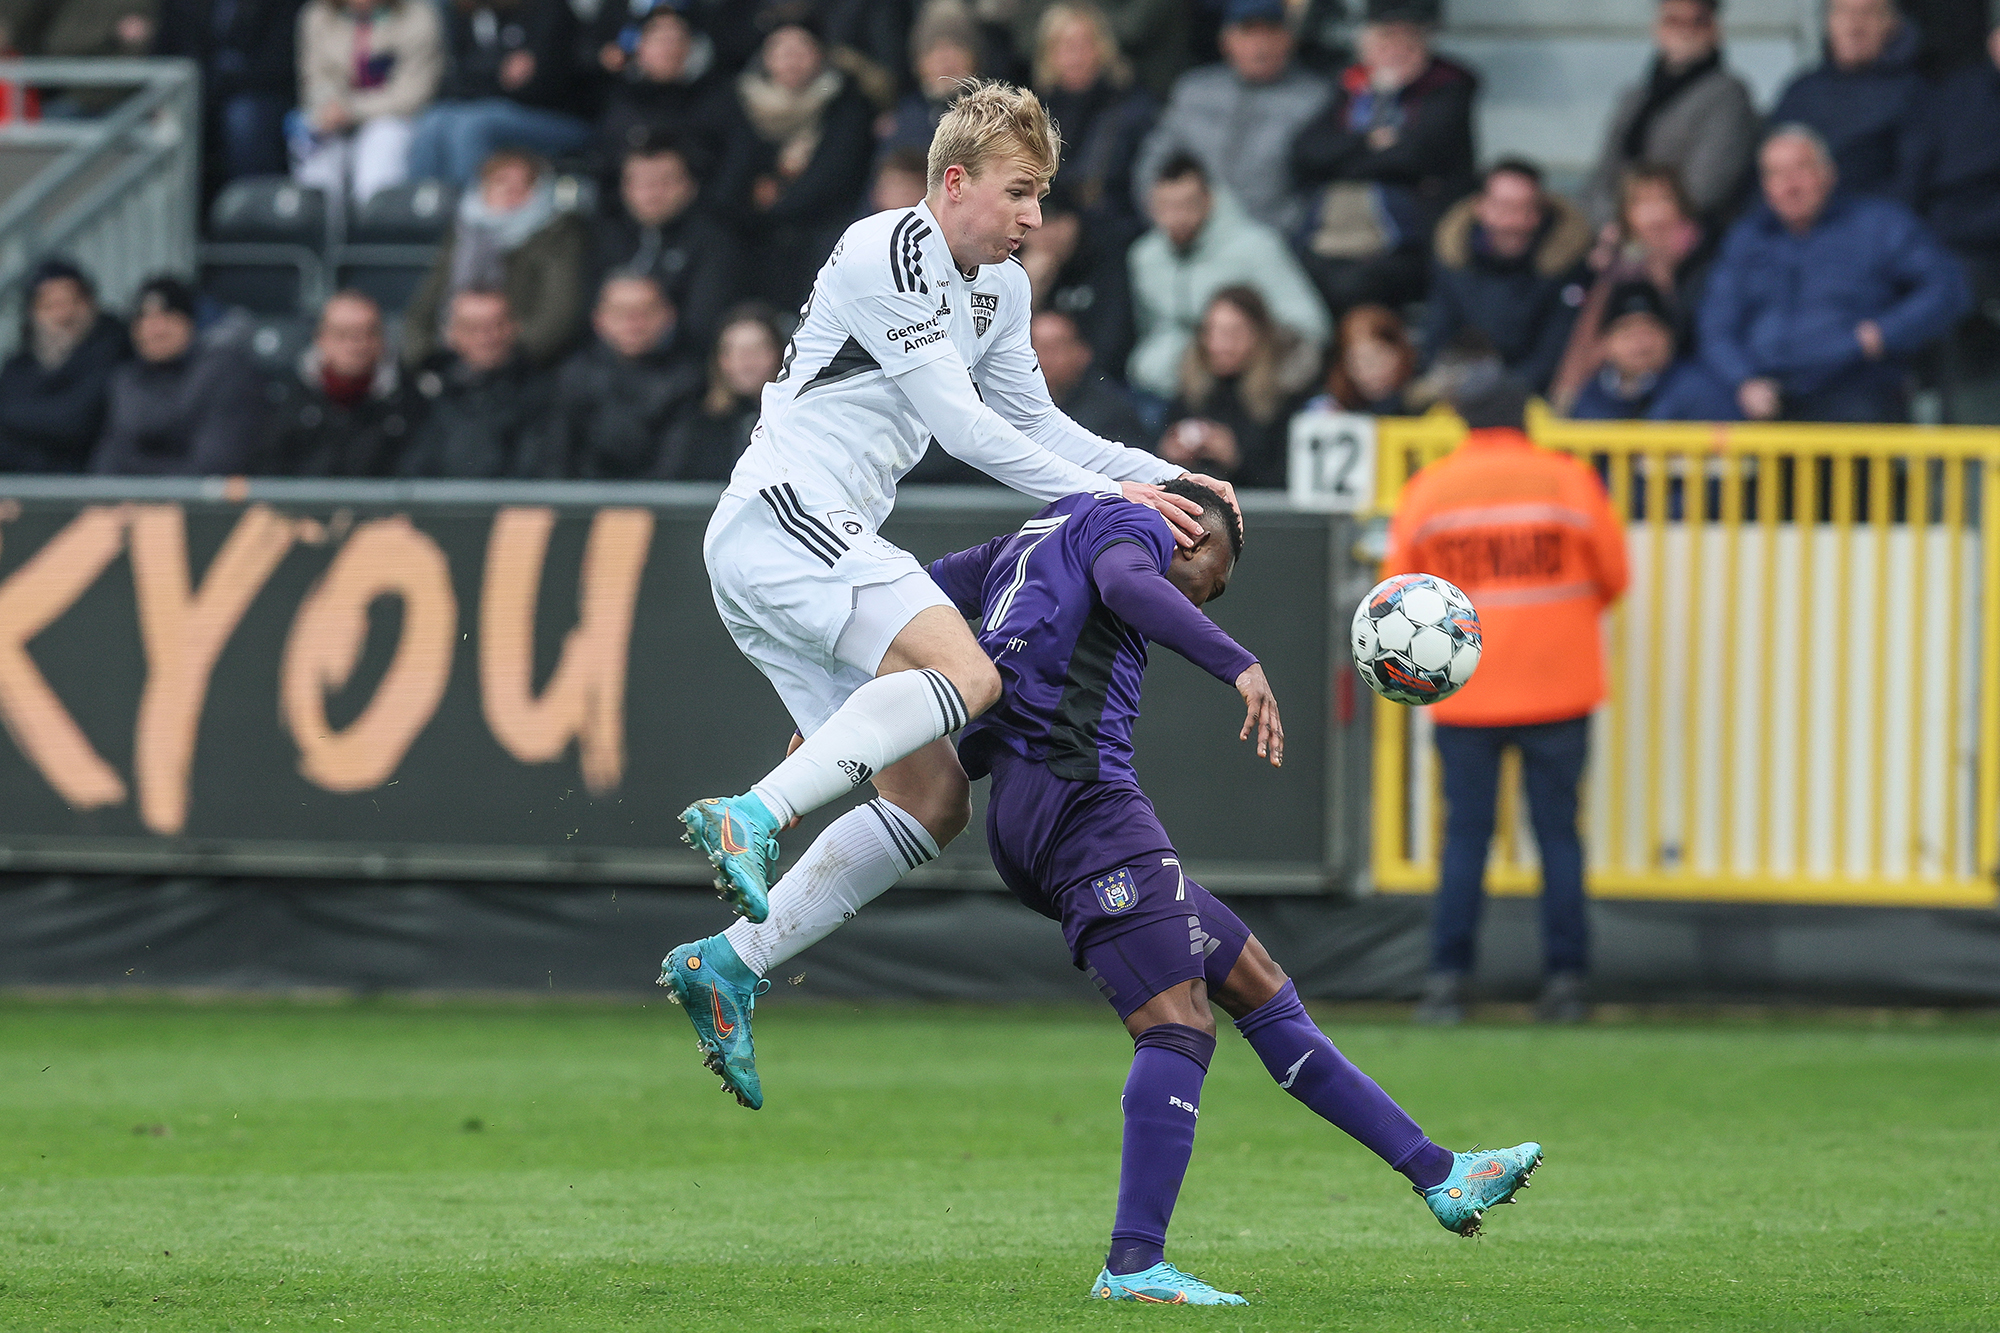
[1370,409,2000,910]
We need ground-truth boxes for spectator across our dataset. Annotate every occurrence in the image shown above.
[403,148,589,368]
[1551,165,1717,412]
[289,0,442,207]
[1768,0,1926,198]
[597,7,734,169]
[877,1,983,158]
[1316,303,1417,414]
[1422,159,1592,394]
[1903,17,2000,300]
[1568,281,1737,419]
[868,144,930,212]
[1127,153,1329,400]
[1157,285,1313,489]
[657,302,783,480]
[1580,0,1757,230]
[91,276,267,476]
[0,260,128,473]
[545,274,705,478]
[713,13,874,309]
[6,0,155,115]
[401,289,553,476]
[1007,0,1191,100]
[262,290,424,475]
[1382,356,1629,1026]
[591,135,741,348]
[1016,205,1135,385]
[1290,0,1478,315]
[156,0,303,185]
[1032,2,1155,229]
[1031,308,1147,443]
[405,0,591,186]
[1131,0,1332,234]
[1700,125,1969,422]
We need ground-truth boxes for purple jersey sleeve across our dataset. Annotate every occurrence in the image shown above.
[1090,541,1258,685]
[927,534,1011,618]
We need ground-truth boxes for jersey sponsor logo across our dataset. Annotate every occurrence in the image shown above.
[889,213,932,294]
[885,315,940,342]
[1092,866,1138,914]
[901,327,947,352]
[837,758,873,786]
[970,291,998,336]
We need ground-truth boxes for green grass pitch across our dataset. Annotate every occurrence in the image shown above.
[2,998,1996,1331]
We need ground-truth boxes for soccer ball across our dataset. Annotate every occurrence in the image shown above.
[1350,573,1481,706]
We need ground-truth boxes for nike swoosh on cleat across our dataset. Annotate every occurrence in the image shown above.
[710,988,735,1037]
[717,812,750,856]
[1467,1161,1506,1181]
[1278,1050,1313,1090]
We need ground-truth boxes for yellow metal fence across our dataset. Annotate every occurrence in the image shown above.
[1370,411,2000,909]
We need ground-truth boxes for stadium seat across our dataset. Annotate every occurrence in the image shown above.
[349,180,458,244]
[235,313,315,379]
[201,176,331,316]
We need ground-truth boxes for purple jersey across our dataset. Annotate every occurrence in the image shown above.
[928,493,1254,784]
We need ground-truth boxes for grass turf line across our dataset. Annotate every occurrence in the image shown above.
[2,1000,1996,1331]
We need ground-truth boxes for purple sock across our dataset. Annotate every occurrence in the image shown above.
[1235,981,1454,1190]
[1106,1022,1215,1276]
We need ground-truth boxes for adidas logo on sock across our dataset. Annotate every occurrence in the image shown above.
[837,759,874,786]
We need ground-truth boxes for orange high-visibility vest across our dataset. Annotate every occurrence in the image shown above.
[1381,427,1629,727]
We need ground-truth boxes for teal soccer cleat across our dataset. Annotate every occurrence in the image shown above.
[1421,1143,1543,1236]
[658,936,771,1109]
[1090,1264,1247,1306]
[679,794,781,923]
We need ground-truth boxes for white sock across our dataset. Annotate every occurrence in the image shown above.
[722,798,939,976]
[750,669,967,825]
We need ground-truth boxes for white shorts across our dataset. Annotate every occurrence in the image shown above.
[704,486,956,736]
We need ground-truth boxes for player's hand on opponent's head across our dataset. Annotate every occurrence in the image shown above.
[1179,472,1242,534]
[1234,664,1284,768]
[1120,481,1206,546]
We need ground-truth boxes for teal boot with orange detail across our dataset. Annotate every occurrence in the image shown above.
[658,935,770,1109]
[1421,1143,1543,1235]
[679,794,781,923]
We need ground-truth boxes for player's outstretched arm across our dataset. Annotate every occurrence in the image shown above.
[1235,663,1284,768]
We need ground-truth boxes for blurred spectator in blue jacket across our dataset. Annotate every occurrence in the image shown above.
[1131,0,1331,234]
[1767,0,1926,198]
[1903,18,2000,300]
[1421,158,1593,394]
[1289,0,1477,316]
[1569,281,1737,420]
[157,0,303,186]
[0,260,128,473]
[1700,125,1969,423]
[406,0,593,186]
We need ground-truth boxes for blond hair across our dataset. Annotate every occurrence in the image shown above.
[925,79,1063,193]
[1033,3,1132,92]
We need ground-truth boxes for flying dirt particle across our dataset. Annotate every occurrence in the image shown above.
[788,974,805,986]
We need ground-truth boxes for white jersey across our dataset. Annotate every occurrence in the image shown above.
[725,201,1179,531]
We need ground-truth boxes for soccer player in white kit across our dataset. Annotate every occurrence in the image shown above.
[659,82,1235,1108]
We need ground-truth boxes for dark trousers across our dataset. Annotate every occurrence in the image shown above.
[1432,715,1591,977]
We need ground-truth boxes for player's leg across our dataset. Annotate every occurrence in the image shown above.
[684,563,997,918]
[1210,925,1541,1236]
[1421,723,1508,1024]
[740,603,998,830]
[712,737,962,980]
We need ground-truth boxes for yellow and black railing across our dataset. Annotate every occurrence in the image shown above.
[1370,409,2000,909]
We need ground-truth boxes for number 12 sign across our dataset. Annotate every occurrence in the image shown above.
[1287,410,1377,513]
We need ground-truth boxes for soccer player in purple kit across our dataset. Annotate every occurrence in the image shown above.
[926,478,1544,1305]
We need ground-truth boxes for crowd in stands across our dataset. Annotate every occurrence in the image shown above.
[1,0,1996,486]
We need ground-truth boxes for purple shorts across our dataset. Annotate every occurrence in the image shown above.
[983,753,1251,1020]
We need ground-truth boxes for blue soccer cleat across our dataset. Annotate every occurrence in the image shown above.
[1089,1264,1247,1306]
[1421,1142,1543,1236]
[679,794,780,923]
[658,936,771,1110]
